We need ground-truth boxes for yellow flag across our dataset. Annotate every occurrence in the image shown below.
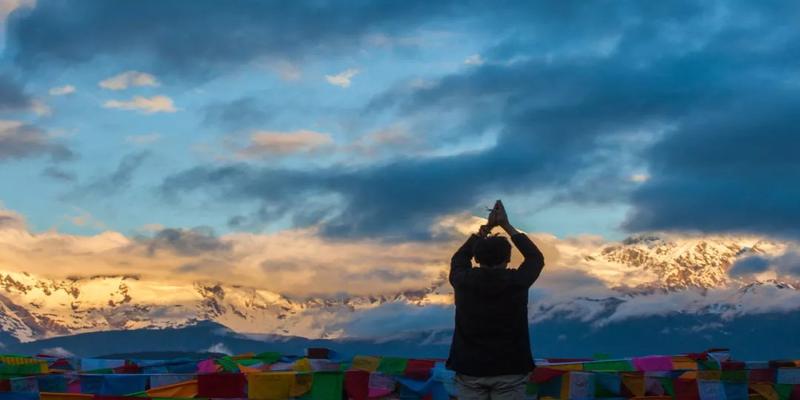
[248,372,295,400]
[671,356,698,370]
[146,379,198,398]
[351,355,380,372]
[294,358,313,372]
[291,373,313,397]
[40,394,94,400]
[548,363,583,371]
[750,382,779,400]
[621,372,645,397]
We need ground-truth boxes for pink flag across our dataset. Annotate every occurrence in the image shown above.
[632,355,673,371]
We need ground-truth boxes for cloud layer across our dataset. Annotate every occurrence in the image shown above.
[0,120,73,161]
[1,1,798,251]
[6,0,459,78]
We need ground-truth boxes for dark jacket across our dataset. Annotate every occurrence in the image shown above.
[446,233,545,376]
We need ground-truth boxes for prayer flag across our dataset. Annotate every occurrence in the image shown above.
[621,372,645,397]
[674,377,700,400]
[351,356,380,372]
[378,357,408,375]
[39,393,94,400]
[197,372,247,398]
[248,372,295,400]
[311,371,344,400]
[698,379,726,400]
[750,382,780,400]
[633,356,673,372]
[583,360,635,372]
[404,359,436,380]
[145,379,198,398]
[345,369,370,400]
[777,368,800,384]
[257,351,283,364]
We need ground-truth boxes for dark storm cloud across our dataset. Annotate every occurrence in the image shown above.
[160,47,710,238]
[142,227,232,257]
[5,0,462,79]
[624,98,800,237]
[728,256,769,276]
[729,256,771,277]
[730,252,800,278]
[161,1,800,239]
[0,121,74,162]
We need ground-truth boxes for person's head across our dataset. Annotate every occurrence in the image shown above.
[473,235,511,268]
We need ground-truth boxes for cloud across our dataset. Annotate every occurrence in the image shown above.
[74,151,150,196]
[203,97,273,131]
[0,0,34,43]
[142,227,232,257]
[463,54,484,66]
[40,346,74,358]
[729,256,771,277]
[629,174,649,183]
[103,95,176,113]
[236,130,333,158]
[325,68,359,88]
[66,208,105,230]
[265,59,302,81]
[0,205,470,297]
[205,342,232,355]
[124,133,161,145]
[30,99,50,116]
[346,127,424,159]
[0,120,74,162]
[335,303,453,338]
[48,84,75,96]
[624,98,800,237]
[41,166,76,182]
[167,3,753,239]
[99,71,159,90]
[9,0,800,243]
[364,2,800,239]
[730,251,800,279]
[1,203,799,333]
[0,74,32,112]
[0,207,26,230]
[6,0,457,79]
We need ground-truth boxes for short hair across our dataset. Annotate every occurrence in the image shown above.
[473,235,512,266]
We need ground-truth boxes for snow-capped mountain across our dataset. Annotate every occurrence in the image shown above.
[0,233,797,347]
[586,233,787,290]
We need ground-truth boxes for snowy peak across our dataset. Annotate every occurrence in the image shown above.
[587,234,787,289]
[0,232,797,343]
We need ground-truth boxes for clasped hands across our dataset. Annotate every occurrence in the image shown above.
[477,199,509,238]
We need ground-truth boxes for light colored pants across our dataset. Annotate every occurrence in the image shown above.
[455,373,529,400]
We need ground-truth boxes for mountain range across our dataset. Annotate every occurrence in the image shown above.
[0,233,798,360]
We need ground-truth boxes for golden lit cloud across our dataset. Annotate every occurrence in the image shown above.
[237,130,333,157]
[103,95,177,114]
[99,71,159,90]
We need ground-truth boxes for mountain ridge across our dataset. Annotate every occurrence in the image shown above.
[0,233,796,348]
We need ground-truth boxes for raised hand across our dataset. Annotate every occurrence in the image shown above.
[491,200,509,227]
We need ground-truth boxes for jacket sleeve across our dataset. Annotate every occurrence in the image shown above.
[449,234,479,287]
[510,233,545,287]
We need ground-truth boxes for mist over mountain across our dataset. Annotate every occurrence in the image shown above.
[1,233,797,360]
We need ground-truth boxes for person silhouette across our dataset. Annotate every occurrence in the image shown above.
[447,200,546,400]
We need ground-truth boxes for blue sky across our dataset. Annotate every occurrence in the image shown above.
[1,0,798,244]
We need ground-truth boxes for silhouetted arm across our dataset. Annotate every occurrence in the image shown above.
[501,223,545,286]
[449,234,480,287]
